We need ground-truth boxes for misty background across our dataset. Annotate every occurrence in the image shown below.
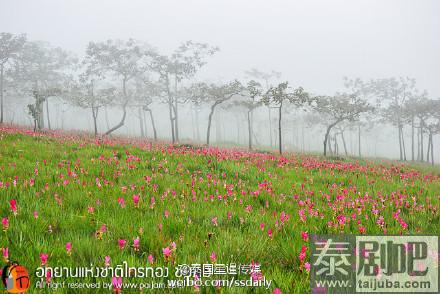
[1,0,439,161]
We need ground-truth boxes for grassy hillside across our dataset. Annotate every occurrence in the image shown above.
[0,126,439,293]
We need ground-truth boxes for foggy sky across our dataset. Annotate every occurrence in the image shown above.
[1,0,439,97]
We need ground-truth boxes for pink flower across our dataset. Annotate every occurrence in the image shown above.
[118,239,126,250]
[171,242,177,250]
[132,194,140,206]
[33,211,39,219]
[150,197,155,209]
[9,199,17,215]
[66,242,72,255]
[260,223,265,231]
[211,217,218,226]
[274,288,282,294]
[112,276,122,293]
[46,269,52,283]
[193,274,200,291]
[268,228,273,239]
[87,206,94,214]
[2,218,9,230]
[301,231,309,242]
[304,262,311,272]
[163,247,172,258]
[299,245,308,263]
[337,214,346,227]
[2,247,9,262]
[148,254,154,264]
[399,218,408,230]
[105,256,111,267]
[299,209,306,222]
[133,237,140,251]
[210,251,217,263]
[40,253,49,266]
[118,197,125,208]
[164,210,169,218]
[100,224,107,233]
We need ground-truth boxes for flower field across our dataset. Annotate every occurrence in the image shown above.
[0,125,439,293]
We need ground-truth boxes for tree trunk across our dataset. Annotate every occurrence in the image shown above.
[105,102,128,136]
[36,94,45,130]
[174,75,179,142]
[138,106,145,137]
[247,110,252,150]
[401,126,407,161]
[323,126,332,156]
[207,102,219,145]
[91,106,99,137]
[417,125,420,161]
[146,108,157,141]
[278,103,283,154]
[105,78,128,136]
[323,122,339,156]
[0,64,4,124]
[165,76,175,143]
[426,133,431,163]
[46,98,51,130]
[411,117,415,161]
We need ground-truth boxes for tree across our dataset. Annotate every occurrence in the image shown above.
[368,77,421,161]
[311,93,372,156]
[11,41,74,130]
[230,80,263,149]
[85,39,154,135]
[68,79,116,137]
[412,98,440,165]
[0,32,26,124]
[188,80,243,145]
[262,82,308,154]
[245,69,281,148]
[151,41,218,143]
[403,91,429,161]
[130,78,159,140]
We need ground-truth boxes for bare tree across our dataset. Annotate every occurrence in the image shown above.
[311,93,372,156]
[151,41,218,143]
[11,41,74,130]
[262,82,308,154]
[85,39,154,135]
[188,80,244,145]
[230,80,263,149]
[368,77,421,161]
[245,69,281,148]
[0,32,26,124]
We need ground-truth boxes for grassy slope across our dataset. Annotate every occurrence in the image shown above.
[0,130,439,293]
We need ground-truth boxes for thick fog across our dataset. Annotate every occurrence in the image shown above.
[1,0,439,162]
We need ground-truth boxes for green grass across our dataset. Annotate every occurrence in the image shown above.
[0,130,439,293]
